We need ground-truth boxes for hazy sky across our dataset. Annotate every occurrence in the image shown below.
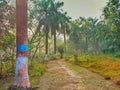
[57,0,108,20]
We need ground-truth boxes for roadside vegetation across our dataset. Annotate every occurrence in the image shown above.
[65,54,120,85]
[0,55,46,90]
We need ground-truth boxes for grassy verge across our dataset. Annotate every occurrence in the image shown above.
[0,61,46,90]
[65,54,120,84]
[64,61,119,90]
[29,61,46,88]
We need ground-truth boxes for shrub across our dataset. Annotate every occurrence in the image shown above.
[57,44,64,59]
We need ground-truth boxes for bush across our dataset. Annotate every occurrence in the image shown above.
[114,52,120,58]
[57,44,64,59]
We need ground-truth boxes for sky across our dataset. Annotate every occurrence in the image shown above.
[9,0,107,20]
[57,0,108,20]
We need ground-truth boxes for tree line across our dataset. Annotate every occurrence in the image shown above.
[68,0,120,55]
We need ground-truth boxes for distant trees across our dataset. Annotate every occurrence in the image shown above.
[59,13,70,52]
[68,2,120,54]
[69,17,102,53]
[103,0,120,51]
[69,21,81,52]
[29,0,69,60]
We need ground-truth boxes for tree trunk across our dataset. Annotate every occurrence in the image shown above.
[13,0,30,88]
[44,32,48,61]
[64,28,66,52]
[85,34,88,52]
[0,58,2,78]
[60,53,63,59]
[53,30,56,59]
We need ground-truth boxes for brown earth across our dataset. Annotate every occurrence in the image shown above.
[37,59,120,90]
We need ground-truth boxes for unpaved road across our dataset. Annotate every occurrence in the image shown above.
[38,59,119,90]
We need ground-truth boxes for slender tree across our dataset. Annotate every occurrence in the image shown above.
[50,1,69,58]
[13,0,30,88]
[61,21,70,52]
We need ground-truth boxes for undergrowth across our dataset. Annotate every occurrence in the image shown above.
[0,60,46,90]
[65,54,120,81]
[29,61,46,87]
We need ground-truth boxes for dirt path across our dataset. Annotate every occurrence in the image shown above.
[38,59,86,90]
[38,59,119,90]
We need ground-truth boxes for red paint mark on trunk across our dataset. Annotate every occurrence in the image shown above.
[17,52,28,57]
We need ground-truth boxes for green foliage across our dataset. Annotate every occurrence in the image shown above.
[103,0,120,50]
[0,0,3,4]
[66,54,120,78]
[0,59,46,89]
[57,44,64,58]
[29,61,46,87]
[114,52,120,58]
[66,0,120,54]
[0,0,15,77]
[0,0,6,6]
[29,0,70,61]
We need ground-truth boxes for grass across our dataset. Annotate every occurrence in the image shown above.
[64,61,119,90]
[29,61,46,88]
[66,54,120,80]
[0,60,46,90]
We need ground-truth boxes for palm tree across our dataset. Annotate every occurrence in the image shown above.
[49,1,66,59]
[87,18,100,53]
[13,0,30,88]
[60,16,70,52]
[30,0,69,60]
[69,22,81,51]
[79,17,90,52]
[37,0,53,61]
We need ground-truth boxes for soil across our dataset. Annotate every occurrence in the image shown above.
[38,59,120,90]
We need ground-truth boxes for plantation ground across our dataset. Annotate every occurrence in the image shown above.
[0,61,46,90]
[38,59,119,90]
[66,54,120,83]
[0,58,120,90]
